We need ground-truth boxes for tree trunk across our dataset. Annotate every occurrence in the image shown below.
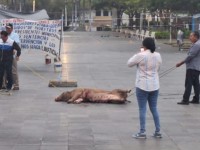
[117,9,122,28]
[129,13,134,29]
[135,12,140,29]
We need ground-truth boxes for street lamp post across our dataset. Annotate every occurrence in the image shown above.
[71,0,78,30]
[71,0,74,29]
[19,0,22,12]
[33,0,35,12]
[74,0,77,29]
[65,0,68,27]
[89,0,92,31]
[169,12,173,44]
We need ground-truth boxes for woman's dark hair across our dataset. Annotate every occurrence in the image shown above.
[142,37,156,53]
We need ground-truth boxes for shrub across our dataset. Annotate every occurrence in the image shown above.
[103,26,111,31]
[155,31,170,39]
[183,29,190,39]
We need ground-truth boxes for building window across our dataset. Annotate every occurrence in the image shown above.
[96,10,101,16]
[103,10,109,16]
[97,27,102,31]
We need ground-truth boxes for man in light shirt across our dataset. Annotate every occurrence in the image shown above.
[177,29,184,51]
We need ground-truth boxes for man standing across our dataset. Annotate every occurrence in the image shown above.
[6,23,20,90]
[176,31,200,105]
[0,31,21,92]
[177,29,184,51]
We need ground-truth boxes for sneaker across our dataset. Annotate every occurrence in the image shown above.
[12,86,19,90]
[132,133,147,139]
[189,100,199,104]
[0,89,5,92]
[152,132,162,138]
[5,89,11,92]
[177,101,189,105]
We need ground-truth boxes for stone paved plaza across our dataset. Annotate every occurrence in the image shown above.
[0,31,199,150]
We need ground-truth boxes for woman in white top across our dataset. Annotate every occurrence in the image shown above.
[127,37,162,139]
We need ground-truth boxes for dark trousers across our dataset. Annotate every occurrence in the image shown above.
[183,69,200,102]
[0,61,13,90]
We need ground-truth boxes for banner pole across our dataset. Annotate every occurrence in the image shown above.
[49,11,78,87]
[58,12,64,61]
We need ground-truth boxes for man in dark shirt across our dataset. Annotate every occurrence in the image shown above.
[0,31,21,92]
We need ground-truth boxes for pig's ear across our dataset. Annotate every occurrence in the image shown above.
[127,89,131,93]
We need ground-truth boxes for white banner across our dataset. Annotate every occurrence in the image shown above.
[0,19,61,57]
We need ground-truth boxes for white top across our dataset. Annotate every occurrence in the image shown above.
[177,30,183,41]
[9,31,20,44]
[127,50,162,91]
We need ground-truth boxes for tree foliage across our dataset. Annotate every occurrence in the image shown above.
[148,0,200,14]
[1,0,200,19]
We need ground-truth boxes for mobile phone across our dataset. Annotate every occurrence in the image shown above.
[140,48,144,52]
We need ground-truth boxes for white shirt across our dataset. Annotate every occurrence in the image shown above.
[127,50,162,91]
[9,31,20,44]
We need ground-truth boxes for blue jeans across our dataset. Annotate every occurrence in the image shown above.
[136,87,160,133]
